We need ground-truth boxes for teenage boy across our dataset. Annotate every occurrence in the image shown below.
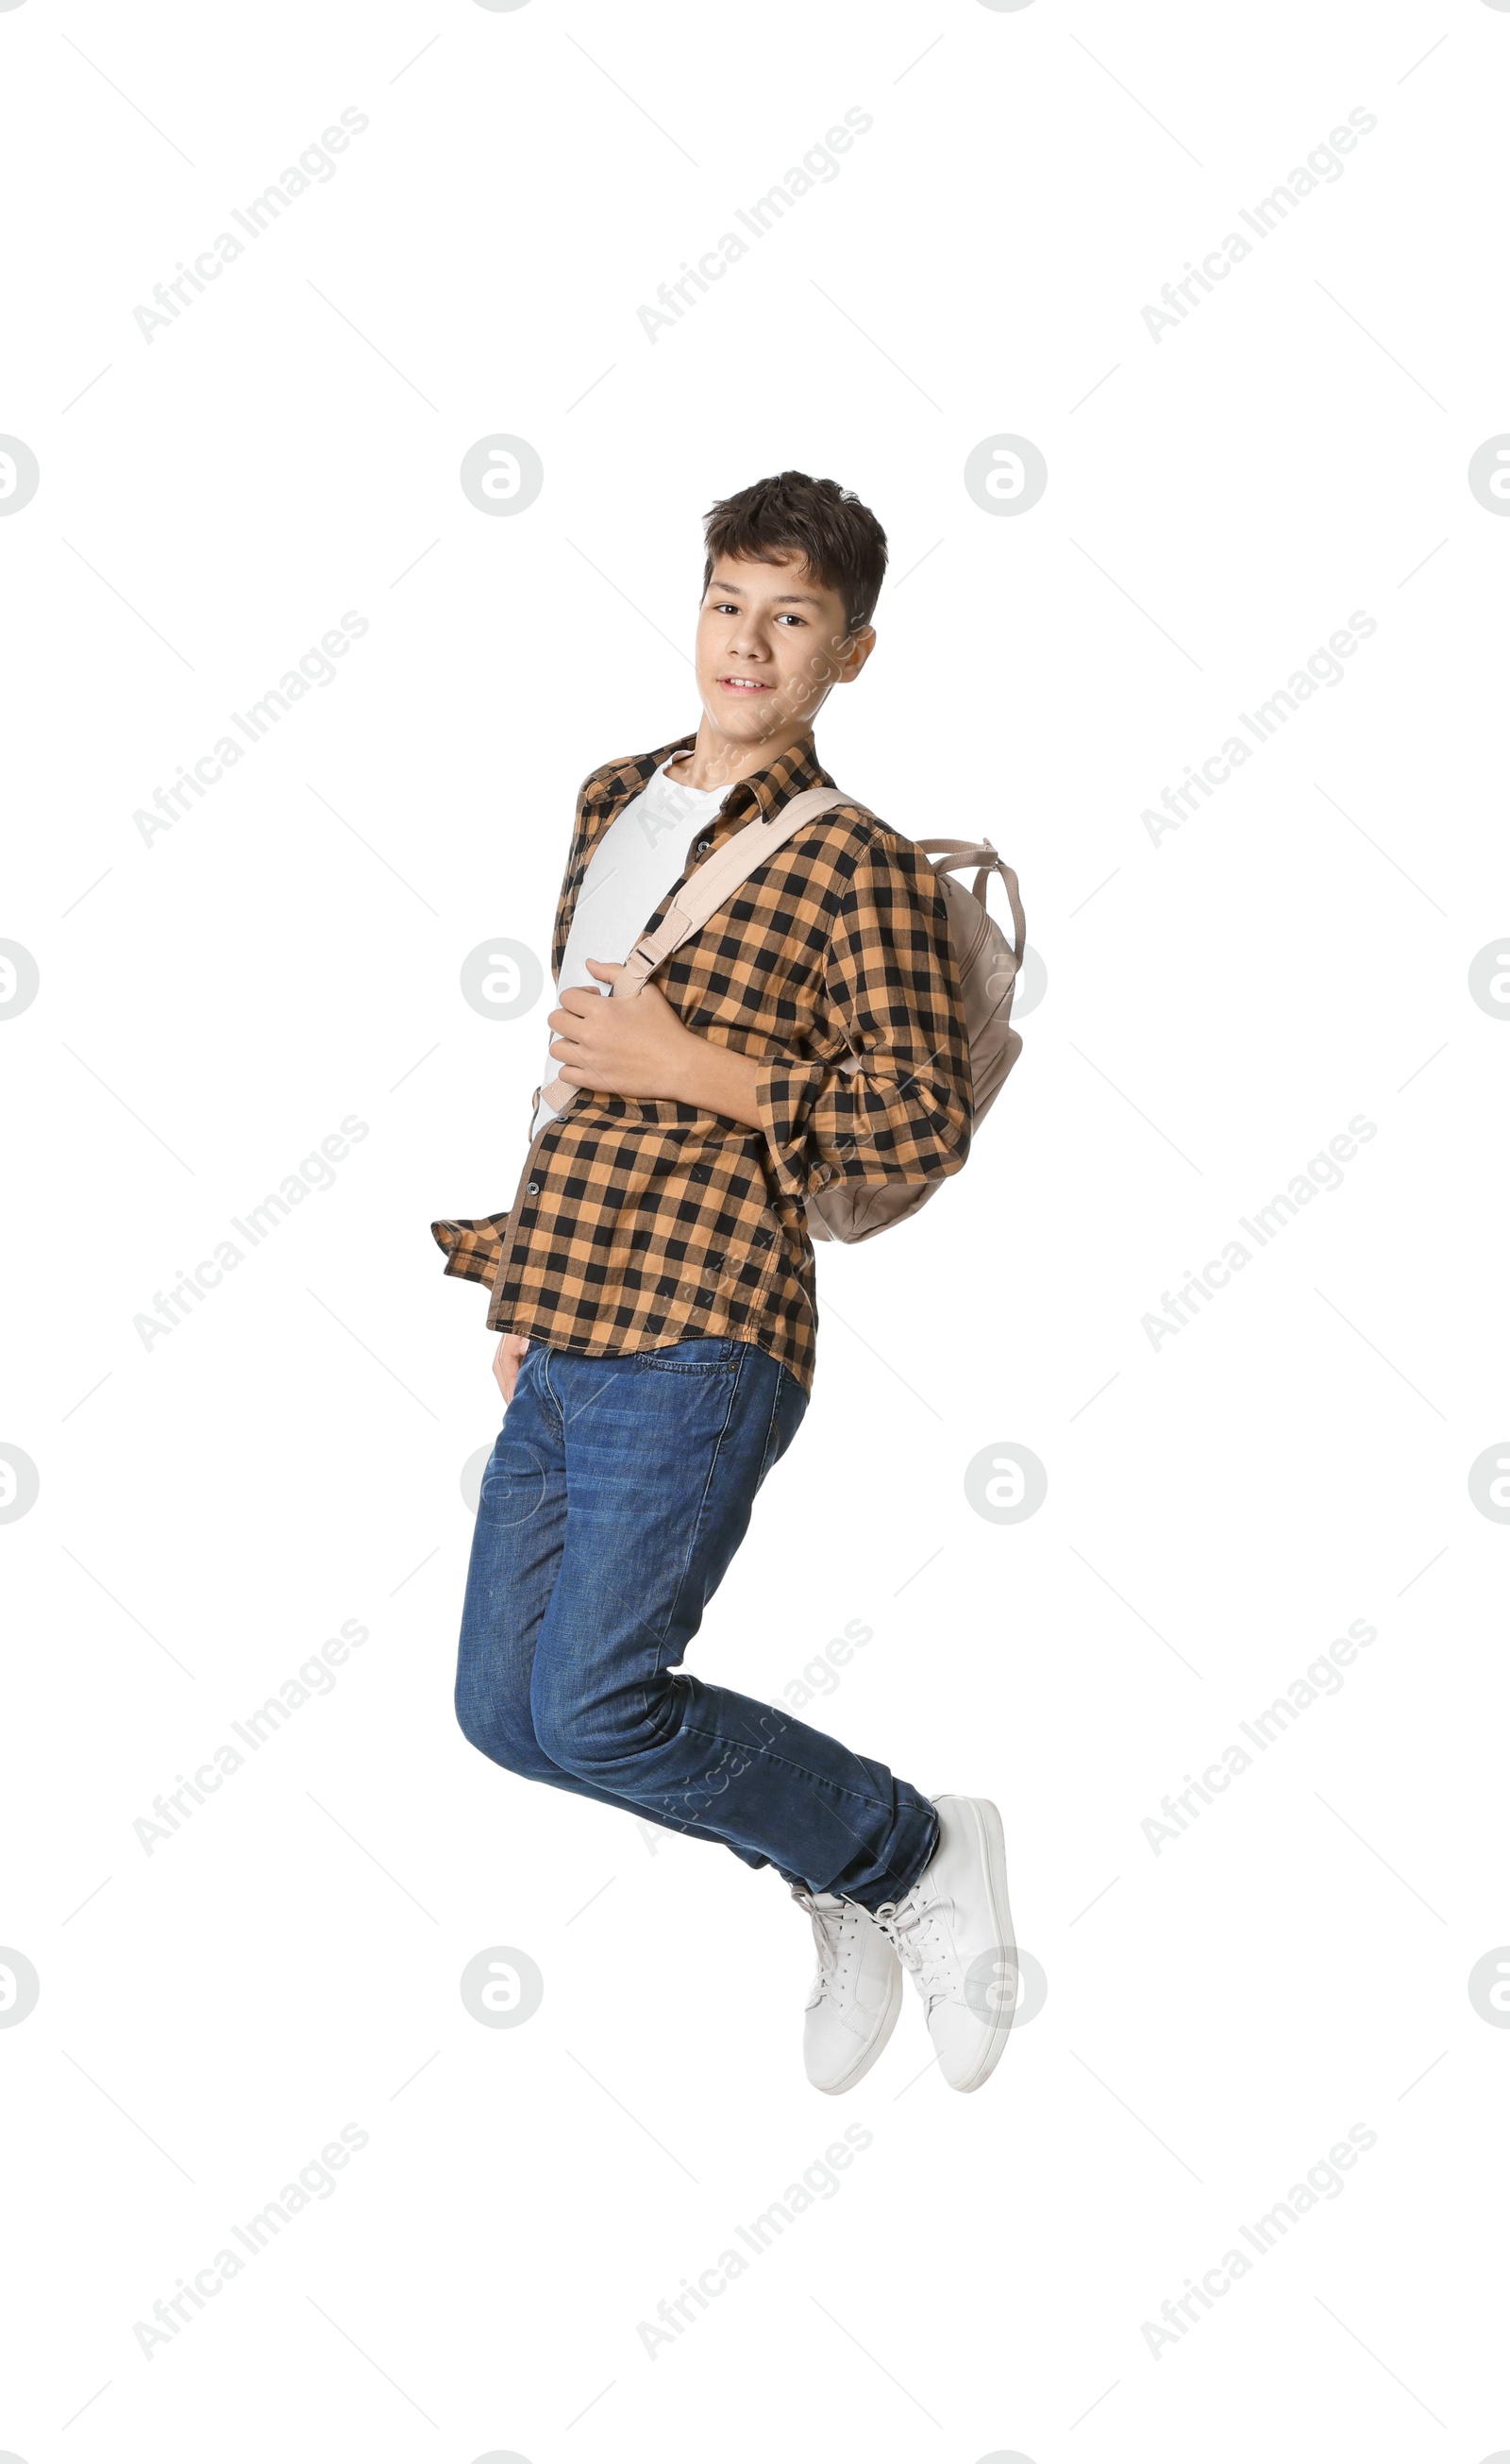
[433,471,1014,2094]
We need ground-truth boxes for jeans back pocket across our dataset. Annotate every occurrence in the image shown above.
[642,1336,741,1372]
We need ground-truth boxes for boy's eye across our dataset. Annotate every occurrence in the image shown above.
[707,599,804,625]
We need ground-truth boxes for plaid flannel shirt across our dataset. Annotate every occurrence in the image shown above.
[430,731,971,1395]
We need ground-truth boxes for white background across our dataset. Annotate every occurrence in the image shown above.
[3,0,1508,2456]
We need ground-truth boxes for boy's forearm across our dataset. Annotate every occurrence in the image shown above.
[549,968,767,1130]
[666,1029,765,1131]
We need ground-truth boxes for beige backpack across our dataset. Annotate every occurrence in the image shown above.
[537,785,1026,1246]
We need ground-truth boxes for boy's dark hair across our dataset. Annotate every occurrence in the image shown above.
[702,470,887,635]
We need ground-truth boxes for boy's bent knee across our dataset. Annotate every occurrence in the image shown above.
[455,1683,553,1780]
[533,1684,667,1785]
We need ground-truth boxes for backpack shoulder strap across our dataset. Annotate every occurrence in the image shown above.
[621,785,853,987]
[537,785,852,1115]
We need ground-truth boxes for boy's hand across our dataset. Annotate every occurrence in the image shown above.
[546,961,696,1102]
[547,959,766,1130]
[492,1332,529,1402]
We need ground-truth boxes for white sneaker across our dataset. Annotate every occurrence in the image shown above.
[873,1796,1015,2092]
[792,1885,903,2094]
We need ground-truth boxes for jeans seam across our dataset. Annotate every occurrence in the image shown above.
[631,1350,747,1733]
[535,1345,565,1440]
[754,1371,786,1485]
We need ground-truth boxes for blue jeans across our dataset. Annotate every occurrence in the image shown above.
[455,1336,940,1910]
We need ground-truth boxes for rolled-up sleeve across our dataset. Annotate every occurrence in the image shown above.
[754,835,971,1205]
[429,1212,509,1289]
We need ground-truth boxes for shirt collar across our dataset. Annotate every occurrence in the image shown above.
[659,733,832,827]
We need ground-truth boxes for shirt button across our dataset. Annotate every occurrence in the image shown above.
[526,1181,540,1195]
[696,838,711,853]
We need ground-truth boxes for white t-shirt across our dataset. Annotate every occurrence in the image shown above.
[531,753,728,1136]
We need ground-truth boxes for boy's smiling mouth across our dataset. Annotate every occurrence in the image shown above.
[718,673,772,691]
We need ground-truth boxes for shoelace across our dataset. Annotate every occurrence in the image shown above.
[792,1889,847,1993]
[875,1892,957,2012]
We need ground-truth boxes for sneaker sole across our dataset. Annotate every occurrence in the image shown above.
[813,1954,904,2095]
[945,1794,1015,2093]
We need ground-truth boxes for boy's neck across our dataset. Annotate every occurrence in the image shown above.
[669,715,815,795]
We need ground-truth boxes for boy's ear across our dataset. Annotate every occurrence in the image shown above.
[839,624,877,684]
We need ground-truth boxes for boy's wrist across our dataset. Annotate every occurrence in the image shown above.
[660,1023,700,1107]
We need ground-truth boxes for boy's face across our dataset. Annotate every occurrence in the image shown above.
[694,552,874,748]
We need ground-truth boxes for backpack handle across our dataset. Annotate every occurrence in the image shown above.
[914,837,1026,963]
